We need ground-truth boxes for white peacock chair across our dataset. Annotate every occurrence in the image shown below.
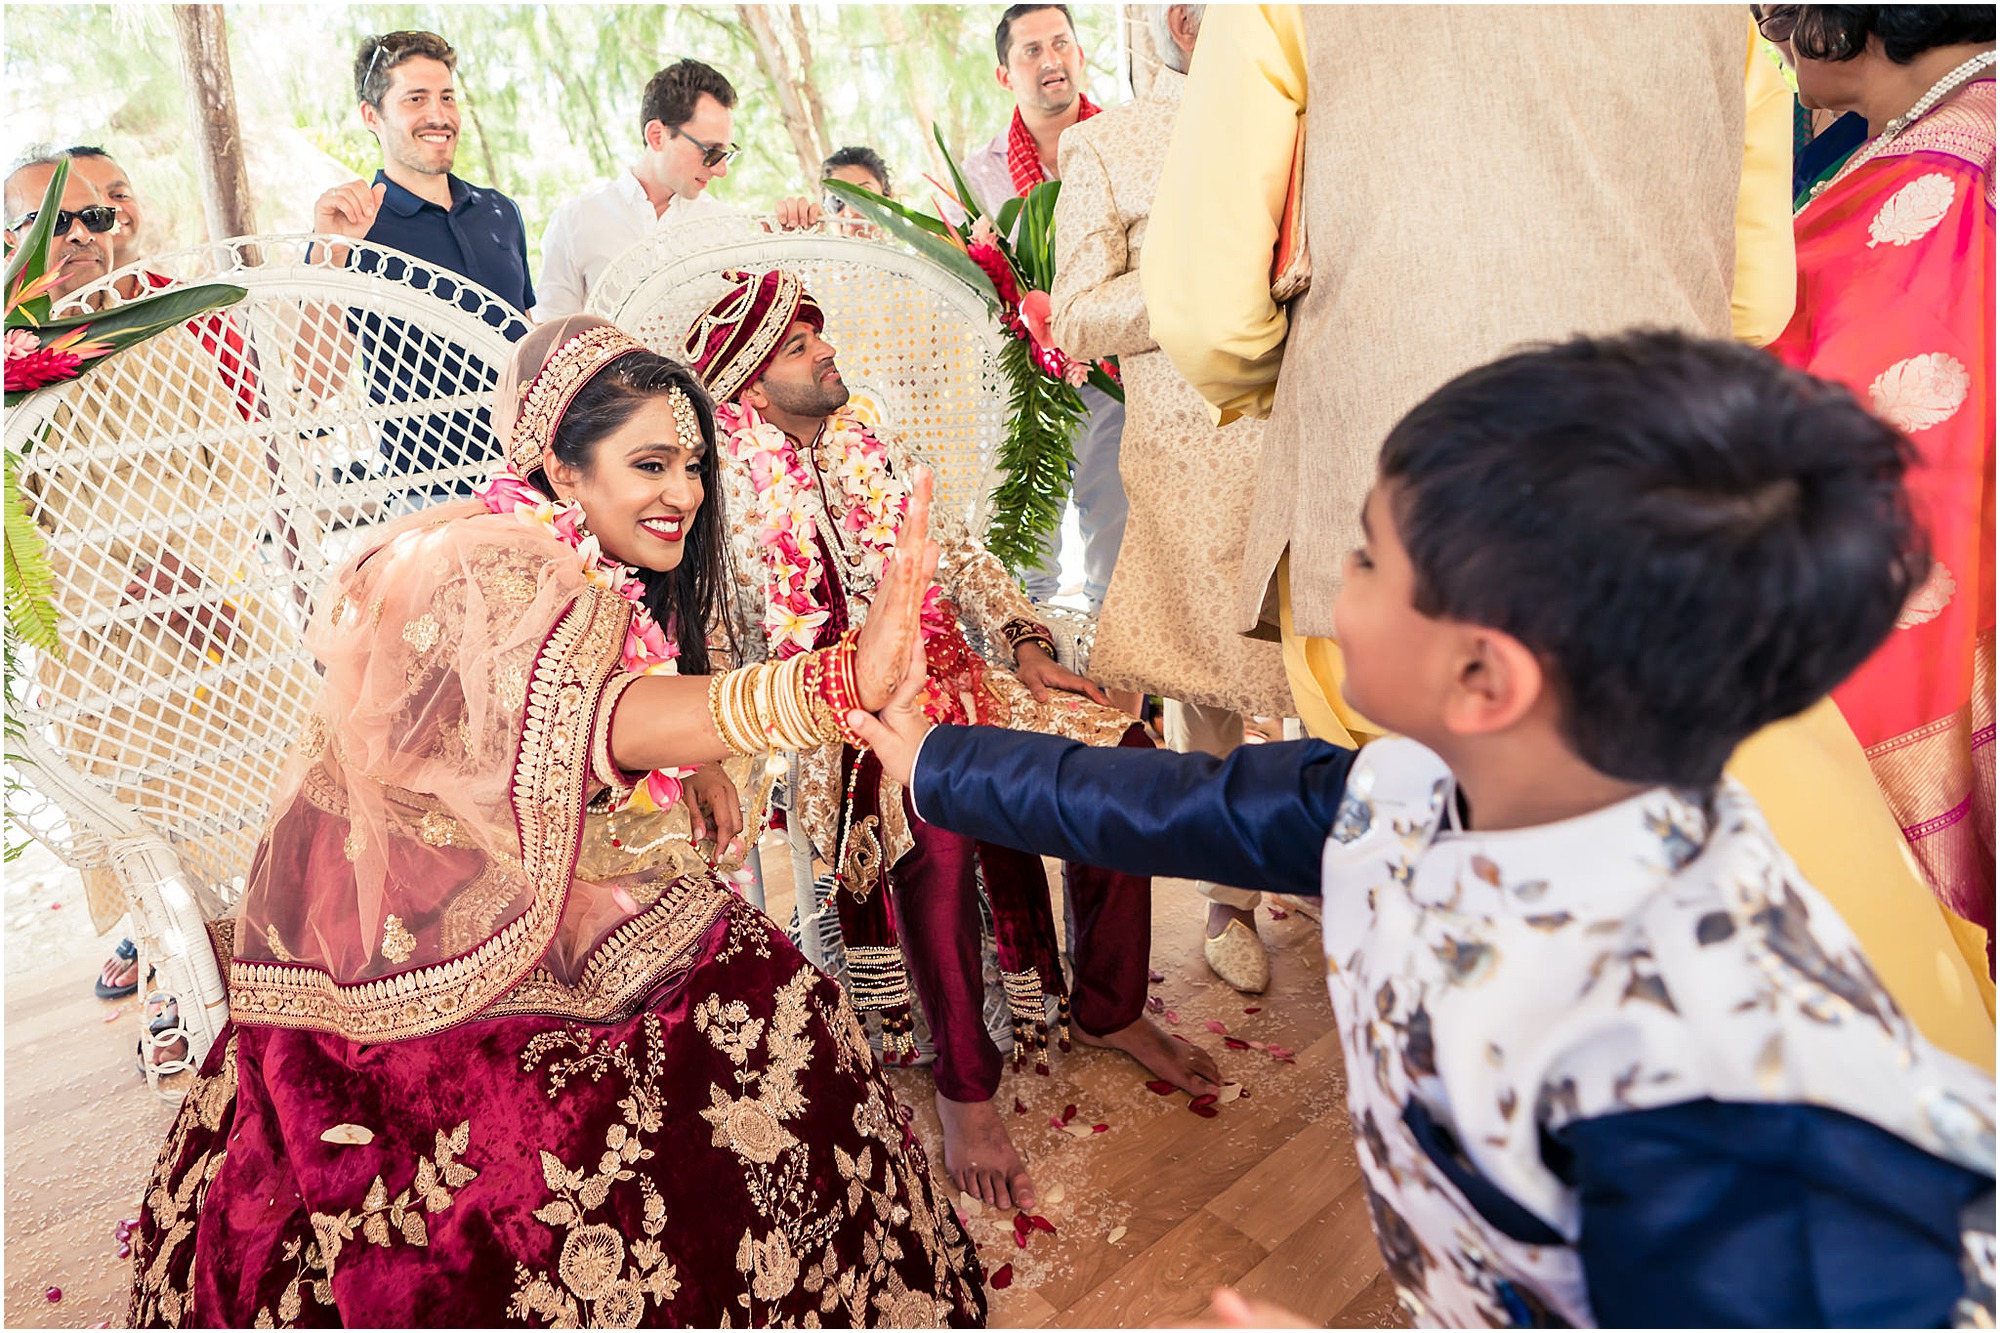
[590,217,1092,1044]
[5,235,526,1096]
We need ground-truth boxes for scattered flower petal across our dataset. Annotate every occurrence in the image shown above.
[1246,1040,1268,1051]
[102,1008,126,1024]
[1243,1007,1262,1015]
[1090,1123,1109,1134]
[1013,1212,1031,1235]
[1218,1083,1244,1104]
[991,1263,1014,1289]
[1204,1019,1229,1035]
[319,1123,376,1146]
[1145,1079,1177,1096]
[1060,1103,1077,1124]
[1013,1098,1027,1115]
[1189,1093,1219,1111]
[1144,995,1165,1014]
[1163,1009,1181,1025]
[1223,1037,1252,1050]
[45,1288,61,1304]
[1026,1214,1057,1235]
[1049,1115,1067,1131]
[959,1191,983,1217]
[1044,1183,1066,1206]
[1190,1102,1220,1118]
[1106,1226,1127,1245]
[1148,969,1166,984]
[1268,906,1290,919]
[1014,1229,1028,1249]
[1063,1122,1096,1139]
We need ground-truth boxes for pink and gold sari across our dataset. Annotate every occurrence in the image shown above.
[1772,78,1996,973]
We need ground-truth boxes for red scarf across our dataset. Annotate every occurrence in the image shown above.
[1005,94,1100,197]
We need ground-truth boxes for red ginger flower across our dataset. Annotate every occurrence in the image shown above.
[4,340,82,393]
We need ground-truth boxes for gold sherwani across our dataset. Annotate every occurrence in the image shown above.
[1049,67,1292,718]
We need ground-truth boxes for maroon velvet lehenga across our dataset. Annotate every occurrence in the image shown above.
[125,486,984,1328]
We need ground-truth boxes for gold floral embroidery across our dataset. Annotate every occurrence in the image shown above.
[342,827,365,863]
[401,613,441,655]
[418,810,468,847]
[840,814,885,900]
[381,914,416,964]
[495,661,530,716]
[263,924,296,963]
[511,1019,682,1326]
[129,1035,239,1329]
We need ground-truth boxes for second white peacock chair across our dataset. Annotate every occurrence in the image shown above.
[6,235,525,1095]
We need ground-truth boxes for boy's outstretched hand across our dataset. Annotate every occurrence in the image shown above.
[847,631,933,788]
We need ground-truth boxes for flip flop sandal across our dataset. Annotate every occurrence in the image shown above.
[134,994,189,1076]
[95,939,140,1000]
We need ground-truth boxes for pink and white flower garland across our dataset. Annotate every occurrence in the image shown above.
[716,400,913,659]
[475,467,690,813]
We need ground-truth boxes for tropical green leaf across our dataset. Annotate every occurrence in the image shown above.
[2,449,60,656]
[822,180,1001,308]
[932,123,988,225]
[822,179,952,240]
[996,195,1024,240]
[1085,364,1125,405]
[30,282,247,343]
[4,158,70,326]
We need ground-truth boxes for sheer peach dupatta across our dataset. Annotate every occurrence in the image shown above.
[229,317,734,1040]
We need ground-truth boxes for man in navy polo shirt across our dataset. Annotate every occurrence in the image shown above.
[311,30,531,500]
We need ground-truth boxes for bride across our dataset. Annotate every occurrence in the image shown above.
[127,315,985,1328]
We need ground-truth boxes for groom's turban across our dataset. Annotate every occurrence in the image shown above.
[682,267,824,404]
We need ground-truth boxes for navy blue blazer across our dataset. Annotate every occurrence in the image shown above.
[909,725,1994,1328]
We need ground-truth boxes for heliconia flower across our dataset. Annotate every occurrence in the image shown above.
[3,342,82,393]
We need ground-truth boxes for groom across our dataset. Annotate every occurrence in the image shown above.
[686,268,1218,1212]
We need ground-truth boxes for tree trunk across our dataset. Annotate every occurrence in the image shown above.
[737,3,822,184]
[877,7,950,191]
[171,4,256,241]
[787,6,834,162]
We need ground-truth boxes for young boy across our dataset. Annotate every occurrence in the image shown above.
[849,331,1998,1327]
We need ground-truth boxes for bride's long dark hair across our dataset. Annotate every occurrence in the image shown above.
[531,350,731,675]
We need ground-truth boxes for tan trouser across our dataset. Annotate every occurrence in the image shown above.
[1164,700,1263,912]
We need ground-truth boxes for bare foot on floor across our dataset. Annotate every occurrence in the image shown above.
[936,1092,1037,1212]
[1075,1015,1221,1096]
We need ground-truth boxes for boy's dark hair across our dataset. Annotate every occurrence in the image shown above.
[354,31,457,108]
[996,4,1074,64]
[63,145,110,160]
[1790,6,1995,64]
[821,146,891,196]
[640,59,737,140]
[1378,329,1921,789]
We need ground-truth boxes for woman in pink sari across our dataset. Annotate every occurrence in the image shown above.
[126,316,985,1327]
[1767,5,1996,975]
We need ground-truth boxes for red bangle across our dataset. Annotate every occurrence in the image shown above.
[809,630,868,748]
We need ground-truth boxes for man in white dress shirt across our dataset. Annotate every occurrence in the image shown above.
[534,59,820,320]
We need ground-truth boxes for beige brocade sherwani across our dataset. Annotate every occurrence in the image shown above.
[1049,68,1292,717]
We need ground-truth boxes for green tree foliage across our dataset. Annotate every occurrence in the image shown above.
[4,5,1125,279]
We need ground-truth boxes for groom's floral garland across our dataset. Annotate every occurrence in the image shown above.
[715,400,988,726]
[475,467,690,812]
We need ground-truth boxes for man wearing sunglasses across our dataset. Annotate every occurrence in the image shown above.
[534,58,823,320]
[4,153,118,306]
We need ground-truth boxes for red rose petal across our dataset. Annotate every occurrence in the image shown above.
[1170,1033,1192,1044]
[1061,1103,1077,1124]
[1189,1093,1219,1110]
[1091,1123,1109,1134]
[1031,1214,1059,1234]
[1190,1102,1220,1118]
[1268,907,1290,919]
[991,1263,1014,1289]
[1014,1229,1028,1248]
[1148,969,1166,984]
[1014,1098,1028,1115]
[1246,1039,1268,1051]
[1144,995,1165,1014]
[1163,1009,1180,1025]
[1222,1036,1252,1050]
[1049,1115,1066,1130]
[45,1288,61,1303]
[1204,1019,1229,1035]
[1243,1006,1262,1014]
[1014,1211,1032,1234]
[1145,1079,1177,1096]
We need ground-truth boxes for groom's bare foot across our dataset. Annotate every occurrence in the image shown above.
[936,1092,1038,1212]
[1074,1015,1221,1096]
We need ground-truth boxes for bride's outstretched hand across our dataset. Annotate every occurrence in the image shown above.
[854,468,940,711]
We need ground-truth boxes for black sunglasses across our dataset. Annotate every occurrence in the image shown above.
[10,204,118,237]
[670,125,739,169]
[1751,5,1799,44]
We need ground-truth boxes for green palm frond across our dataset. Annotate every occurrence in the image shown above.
[3,450,59,656]
[983,336,1084,577]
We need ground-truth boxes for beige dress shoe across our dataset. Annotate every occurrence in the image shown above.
[1203,917,1270,993]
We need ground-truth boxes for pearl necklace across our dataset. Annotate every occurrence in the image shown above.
[1803,50,1997,210]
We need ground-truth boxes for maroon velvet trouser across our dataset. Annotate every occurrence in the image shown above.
[889,723,1154,1103]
